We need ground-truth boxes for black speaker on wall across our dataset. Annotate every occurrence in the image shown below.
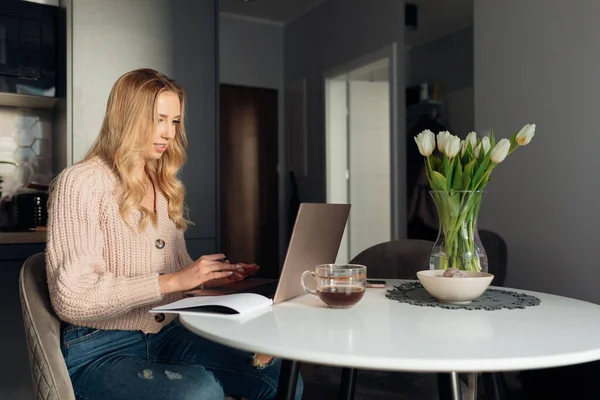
[405,3,418,30]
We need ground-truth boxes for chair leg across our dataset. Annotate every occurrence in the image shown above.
[338,367,358,400]
[276,360,301,400]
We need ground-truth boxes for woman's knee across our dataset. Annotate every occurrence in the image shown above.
[182,381,224,400]
[167,368,224,400]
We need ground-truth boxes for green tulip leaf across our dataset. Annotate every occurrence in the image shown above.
[446,158,455,190]
[452,157,463,191]
[430,170,447,191]
[509,130,519,153]
[471,150,491,189]
[462,159,476,191]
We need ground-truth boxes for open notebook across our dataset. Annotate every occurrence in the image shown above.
[150,293,273,322]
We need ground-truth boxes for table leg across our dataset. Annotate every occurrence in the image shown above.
[276,359,300,400]
[338,367,358,400]
[437,372,462,400]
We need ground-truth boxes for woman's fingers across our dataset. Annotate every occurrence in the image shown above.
[209,262,238,273]
[210,270,235,280]
[201,253,227,261]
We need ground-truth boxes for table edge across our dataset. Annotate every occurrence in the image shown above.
[179,315,600,372]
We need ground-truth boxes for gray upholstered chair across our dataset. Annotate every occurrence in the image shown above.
[19,252,75,400]
[479,229,508,287]
[19,253,244,400]
[350,239,434,279]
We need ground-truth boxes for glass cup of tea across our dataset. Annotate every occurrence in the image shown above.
[300,264,367,308]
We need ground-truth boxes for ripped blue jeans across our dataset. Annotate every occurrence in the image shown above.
[61,320,303,400]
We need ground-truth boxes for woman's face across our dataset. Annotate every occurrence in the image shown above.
[144,90,181,160]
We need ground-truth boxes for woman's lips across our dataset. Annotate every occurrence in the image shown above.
[153,143,168,153]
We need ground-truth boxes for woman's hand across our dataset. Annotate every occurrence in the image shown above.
[158,253,239,295]
[202,262,260,289]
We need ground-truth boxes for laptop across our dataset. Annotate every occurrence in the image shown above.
[205,203,350,304]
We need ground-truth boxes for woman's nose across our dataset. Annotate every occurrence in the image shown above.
[162,125,175,139]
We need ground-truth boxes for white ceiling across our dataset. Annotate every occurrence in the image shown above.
[219,0,473,48]
[219,0,329,24]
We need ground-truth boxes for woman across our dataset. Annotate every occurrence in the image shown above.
[45,68,303,400]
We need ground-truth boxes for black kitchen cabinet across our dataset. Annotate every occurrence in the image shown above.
[0,242,45,399]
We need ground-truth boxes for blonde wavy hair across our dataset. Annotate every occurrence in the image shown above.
[84,68,190,231]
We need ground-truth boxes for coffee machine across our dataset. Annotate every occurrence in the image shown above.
[0,188,48,231]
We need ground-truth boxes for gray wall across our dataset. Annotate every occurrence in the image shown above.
[475,0,600,303]
[409,26,473,95]
[69,0,217,256]
[219,14,283,89]
[285,0,406,237]
[219,14,287,262]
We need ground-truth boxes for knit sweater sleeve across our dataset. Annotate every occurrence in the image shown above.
[45,165,163,324]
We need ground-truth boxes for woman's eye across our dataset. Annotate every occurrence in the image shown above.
[173,120,180,125]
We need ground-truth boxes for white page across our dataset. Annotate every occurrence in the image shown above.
[151,293,272,315]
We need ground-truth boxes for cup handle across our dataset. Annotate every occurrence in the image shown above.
[300,270,317,295]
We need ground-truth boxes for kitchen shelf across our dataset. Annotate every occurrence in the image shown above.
[0,231,47,245]
[0,93,58,110]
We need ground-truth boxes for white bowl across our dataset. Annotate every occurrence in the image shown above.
[416,269,494,304]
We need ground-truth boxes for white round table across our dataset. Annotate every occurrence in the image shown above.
[180,280,600,399]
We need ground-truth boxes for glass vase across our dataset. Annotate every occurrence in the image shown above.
[429,190,488,272]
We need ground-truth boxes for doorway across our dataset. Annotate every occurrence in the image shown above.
[325,55,394,264]
[219,84,279,278]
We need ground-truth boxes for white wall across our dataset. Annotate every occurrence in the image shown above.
[285,0,406,239]
[475,0,600,303]
[219,13,287,262]
[326,79,349,263]
[348,80,391,258]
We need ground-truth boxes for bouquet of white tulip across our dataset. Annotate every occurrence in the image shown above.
[414,124,535,271]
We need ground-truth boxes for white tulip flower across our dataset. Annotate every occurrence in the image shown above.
[460,139,467,157]
[465,131,477,150]
[414,130,436,156]
[490,139,510,163]
[443,135,461,158]
[437,131,451,153]
[481,136,491,154]
[474,137,491,158]
[516,124,535,145]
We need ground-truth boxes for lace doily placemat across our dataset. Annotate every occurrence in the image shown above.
[386,282,541,310]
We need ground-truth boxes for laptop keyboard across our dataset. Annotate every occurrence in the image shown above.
[242,280,279,298]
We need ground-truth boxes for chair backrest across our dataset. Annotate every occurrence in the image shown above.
[350,234,508,286]
[350,239,434,279]
[19,253,75,400]
[479,229,508,287]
